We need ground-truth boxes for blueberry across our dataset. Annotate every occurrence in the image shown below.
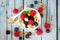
[6,30,10,35]
[28,32,32,36]
[33,22,38,26]
[46,29,50,33]
[14,27,19,31]
[34,1,38,4]
[19,36,22,40]
[25,34,30,38]
[30,4,34,8]
[27,16,34,20]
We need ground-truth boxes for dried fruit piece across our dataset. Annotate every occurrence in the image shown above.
[20,20,24,24]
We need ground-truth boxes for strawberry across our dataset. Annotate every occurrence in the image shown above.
[30,10,36,16]
[28,20,34,25]
[20,14,27,19]
[13,8,19,14]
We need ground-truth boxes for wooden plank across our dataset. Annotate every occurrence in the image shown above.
[42,0,56,40]
[58,0,60,40]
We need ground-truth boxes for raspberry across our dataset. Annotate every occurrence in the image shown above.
[38,7,43,13]
[36,28,43,35]
[30,10,36,16]
[28,20,34,25]
[20,14,27,19]
[14,31,20,37]
[44,23,51,30]
[13,8,19,14]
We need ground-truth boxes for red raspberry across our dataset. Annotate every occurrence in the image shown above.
[36,28,43,35]
[14,31,20,37]
[13,8,19,14]
[38,7,43,13]
[30,10,36,16]
[28,20,34,25]
[20,14,27,19]
[44,23,51,30]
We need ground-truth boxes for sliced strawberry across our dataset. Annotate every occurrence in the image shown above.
[13,8,19,14]
[28,20,34,25]
[30,10,36,16]
[20,14,27,19]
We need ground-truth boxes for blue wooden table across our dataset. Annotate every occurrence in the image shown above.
[0,0,58,40]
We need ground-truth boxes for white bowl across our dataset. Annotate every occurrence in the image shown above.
[18,8,41,31]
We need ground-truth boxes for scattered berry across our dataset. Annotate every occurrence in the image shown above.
[20,14,27,19]
[34,1,38,4]
[36,28,43,35]
[30,10,36,16]
[25,34,30,38]
[46,29,50,33]
[14,27,19,32]
[28,20,34,25]
[28,32,32,36]
[14,31,20,37]
[44,23,51,30]
[38,7,43,13]
[6,30,10,35]
[13,8,19,14]
[19,36,22,40]
[30,4,34,8]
